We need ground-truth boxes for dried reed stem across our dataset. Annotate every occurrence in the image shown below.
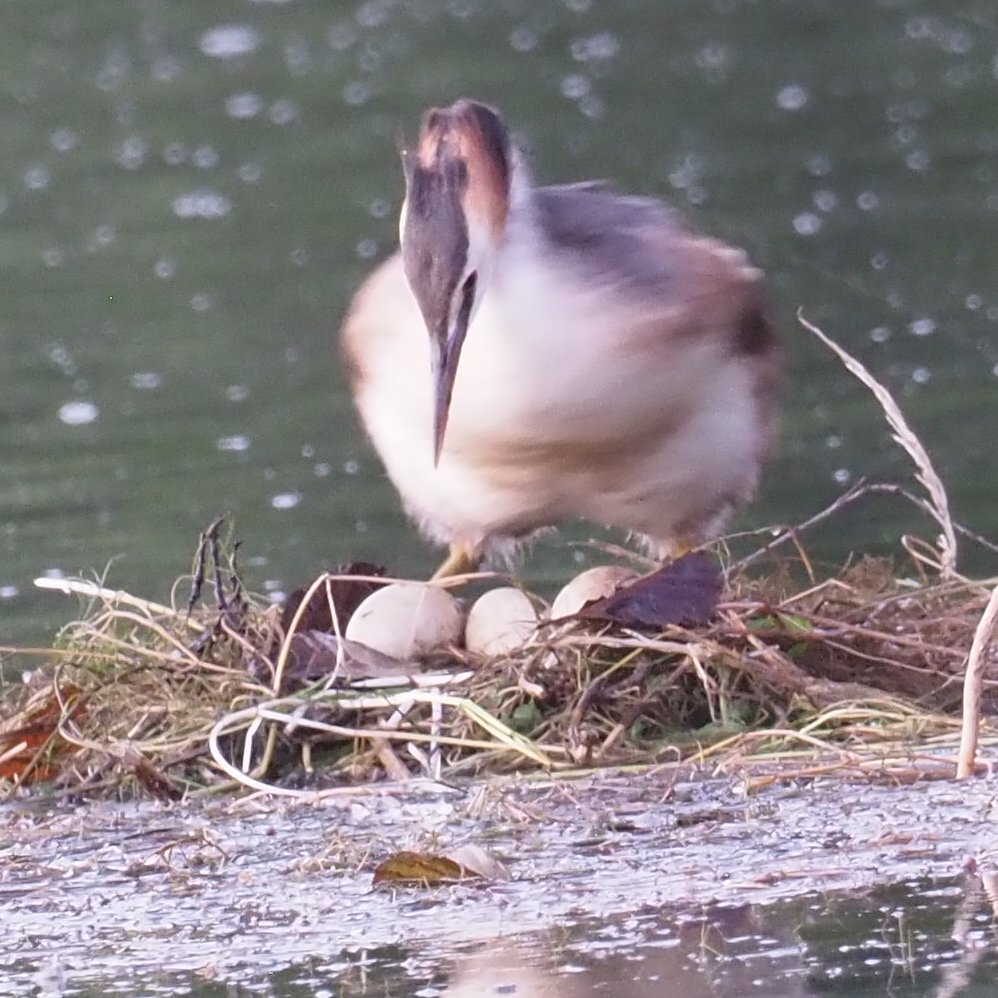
[956,581,998,778]
[798,311,958,576]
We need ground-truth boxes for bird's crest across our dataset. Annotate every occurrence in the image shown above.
[407,99,512,241]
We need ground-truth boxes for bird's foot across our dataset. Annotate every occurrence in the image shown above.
[431,542,481,580]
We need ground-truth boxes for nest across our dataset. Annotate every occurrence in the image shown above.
[1,317,997,798]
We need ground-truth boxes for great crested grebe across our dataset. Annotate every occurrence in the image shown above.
[342,99,780,577]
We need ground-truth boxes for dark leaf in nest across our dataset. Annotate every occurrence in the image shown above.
[280,562,386,634]
[280,631,420,685]
[577,552,722,628]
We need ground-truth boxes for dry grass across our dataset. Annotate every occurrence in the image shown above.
[1,317,997,799]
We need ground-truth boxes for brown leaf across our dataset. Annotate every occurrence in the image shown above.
[577,552,722,628]
[280,562,386,635]
[0,684,87,784]
[372,850,484,887]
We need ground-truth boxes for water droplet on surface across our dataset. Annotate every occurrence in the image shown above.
[46,343,76,376]
[284,34,311,75]
[911,366,931,384]
[578,94,604,120]
[776,83,809,111]
[510,26,538,53]
[271,491,301,510]
[58,401,99,426]
[695,41,730,82]
[199,24,261,59]
[50,128,79,153]
[129,372,162,390]
[217,435,251,452]
[0,584,19,599]
[96,48,130,90]
[238,162,263,183]
[560,74,591,99]
[154,257,176,279]
[356,0,391,28]
[226,92,263,119]
[191,293,213,312]
[269,99,300,125]
[833,468,851,485]
[793,212,822,235]
[86,224,116,252]
[23,165,51,190]
[870,326,891,343]
[857,190,880,211]
[172,190,232,219]
[570,32,620,62]
[193,145,220,169]
[225,384,250,403]
[812,189,837,212]
[908,317,936,337]
[806,153,833,177]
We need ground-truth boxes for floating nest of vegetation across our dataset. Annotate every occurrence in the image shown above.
[2,318,997,799]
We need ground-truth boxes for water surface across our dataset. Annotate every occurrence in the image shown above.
[2,0,997,646]
[4,769,998,995]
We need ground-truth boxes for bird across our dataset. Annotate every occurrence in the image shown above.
[341,99,781,579]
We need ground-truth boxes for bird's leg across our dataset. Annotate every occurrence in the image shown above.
[431,542,480,580]
[671,538,693,560]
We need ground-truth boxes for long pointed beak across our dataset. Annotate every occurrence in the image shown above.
[430,314,470,466]
[429,274,477,466]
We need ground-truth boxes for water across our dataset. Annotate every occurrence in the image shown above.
[4,770,998,995]
[2,2,997,644]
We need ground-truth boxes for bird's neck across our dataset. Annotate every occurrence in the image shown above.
[495,149,541,264]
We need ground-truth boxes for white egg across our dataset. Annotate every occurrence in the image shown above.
[465,587,538,656]
[549,565,639,619]
[345,582,462,659]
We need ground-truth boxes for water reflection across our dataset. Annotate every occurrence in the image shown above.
[1,0,997,646]
[17,876,998,996]
[325,878,998,997]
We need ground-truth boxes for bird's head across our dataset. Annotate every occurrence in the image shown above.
[399,99,512,463]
